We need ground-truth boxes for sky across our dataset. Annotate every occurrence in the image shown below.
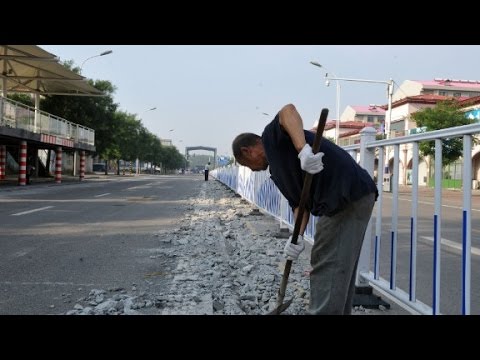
[40,45,480,157]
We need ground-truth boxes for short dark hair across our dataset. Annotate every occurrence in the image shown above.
[232,133,261,161]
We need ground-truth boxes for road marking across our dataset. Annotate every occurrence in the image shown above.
[421,236,480,256]
[94,193,111,197]
[11,206,54,216]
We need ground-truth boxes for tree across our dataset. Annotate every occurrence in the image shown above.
[161,146,185,171]
[40,60,119,160]
[411,99,473,166]
[7,93,34,107]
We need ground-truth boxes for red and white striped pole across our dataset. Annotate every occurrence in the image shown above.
[0,145,6,180]
[18,141,27,186]
[79,151,85,181]
[55,146,62,184]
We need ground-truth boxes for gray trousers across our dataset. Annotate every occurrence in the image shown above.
[308,193,376,315]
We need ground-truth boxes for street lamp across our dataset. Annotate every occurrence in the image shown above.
[325,74,394,181]
[141,107,157,117]
[323,75,393,140]
[140,107,157,119]
[310,61,341,144]
[135,106,157,175]
[80,50,113,72]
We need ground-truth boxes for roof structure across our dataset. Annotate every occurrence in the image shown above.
[0,45,104,96]
[390,94,469,109]
[350,105,386,114]
[420,79,480,89]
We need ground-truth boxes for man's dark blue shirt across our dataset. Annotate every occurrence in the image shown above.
[261,115,378,216]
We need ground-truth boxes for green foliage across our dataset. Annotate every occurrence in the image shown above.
[161,146,186,170]
[41,77,119,159]
[411,100,472,166]
[7,93,34,107]
[38,58,186,168]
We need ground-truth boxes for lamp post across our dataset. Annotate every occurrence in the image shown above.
[80,50,113,73]
[321,75,394,308]
[74,49,112,176]
[310,61,341,144]
[136,106,157,175]
[324,75,394,184]
[323,75,393,140]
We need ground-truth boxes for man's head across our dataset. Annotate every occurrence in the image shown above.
[232,133,268,171]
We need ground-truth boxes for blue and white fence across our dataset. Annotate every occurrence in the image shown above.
[213,165,317,241]
[212,123,480,315]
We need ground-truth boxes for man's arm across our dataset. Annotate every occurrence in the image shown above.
[278,104,307,153]
[279,103,325,175]
[293,206,310,235]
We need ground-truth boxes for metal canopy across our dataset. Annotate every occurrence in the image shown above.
[0,45,104,96]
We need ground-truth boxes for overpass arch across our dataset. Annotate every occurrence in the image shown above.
[185,146,217,169]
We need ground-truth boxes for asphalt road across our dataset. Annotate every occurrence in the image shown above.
[0,174,203,314]
[1,175,478,315]
[375,187,480,314]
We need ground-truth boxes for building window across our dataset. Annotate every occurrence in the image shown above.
[439,91,447,96]
[453,92,461,97]
[367,116,374,123]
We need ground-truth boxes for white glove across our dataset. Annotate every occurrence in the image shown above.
[283,235,305,261]
[298,144,324,174]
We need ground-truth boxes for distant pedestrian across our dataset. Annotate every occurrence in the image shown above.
[26,162,35,185]
[204,163,210,181]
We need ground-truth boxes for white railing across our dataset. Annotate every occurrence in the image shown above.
[212,123,480,315]
[0,96,95,146]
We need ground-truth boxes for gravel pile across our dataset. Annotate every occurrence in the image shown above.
[65,179,378,315]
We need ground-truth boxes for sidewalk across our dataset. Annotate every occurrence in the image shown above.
[386,184,480,209]
[395,184,480,197]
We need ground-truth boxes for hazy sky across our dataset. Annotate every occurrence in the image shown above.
[40,45,480,156]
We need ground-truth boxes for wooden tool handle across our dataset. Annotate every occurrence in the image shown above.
[274,108,329,312]
[290,108,329,245]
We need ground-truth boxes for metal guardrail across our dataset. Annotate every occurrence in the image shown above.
[212,165,318,243]
[212,123,480,315]
[0,96,95,145]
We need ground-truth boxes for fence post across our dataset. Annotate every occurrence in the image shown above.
[355,127,377,287]
[352,127,391,309]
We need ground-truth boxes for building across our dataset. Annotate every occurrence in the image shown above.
[340,104,386,125]
[392,79,480,102]
[160,138,173,147]
[335,79,480,189]
[384,93,480,188]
